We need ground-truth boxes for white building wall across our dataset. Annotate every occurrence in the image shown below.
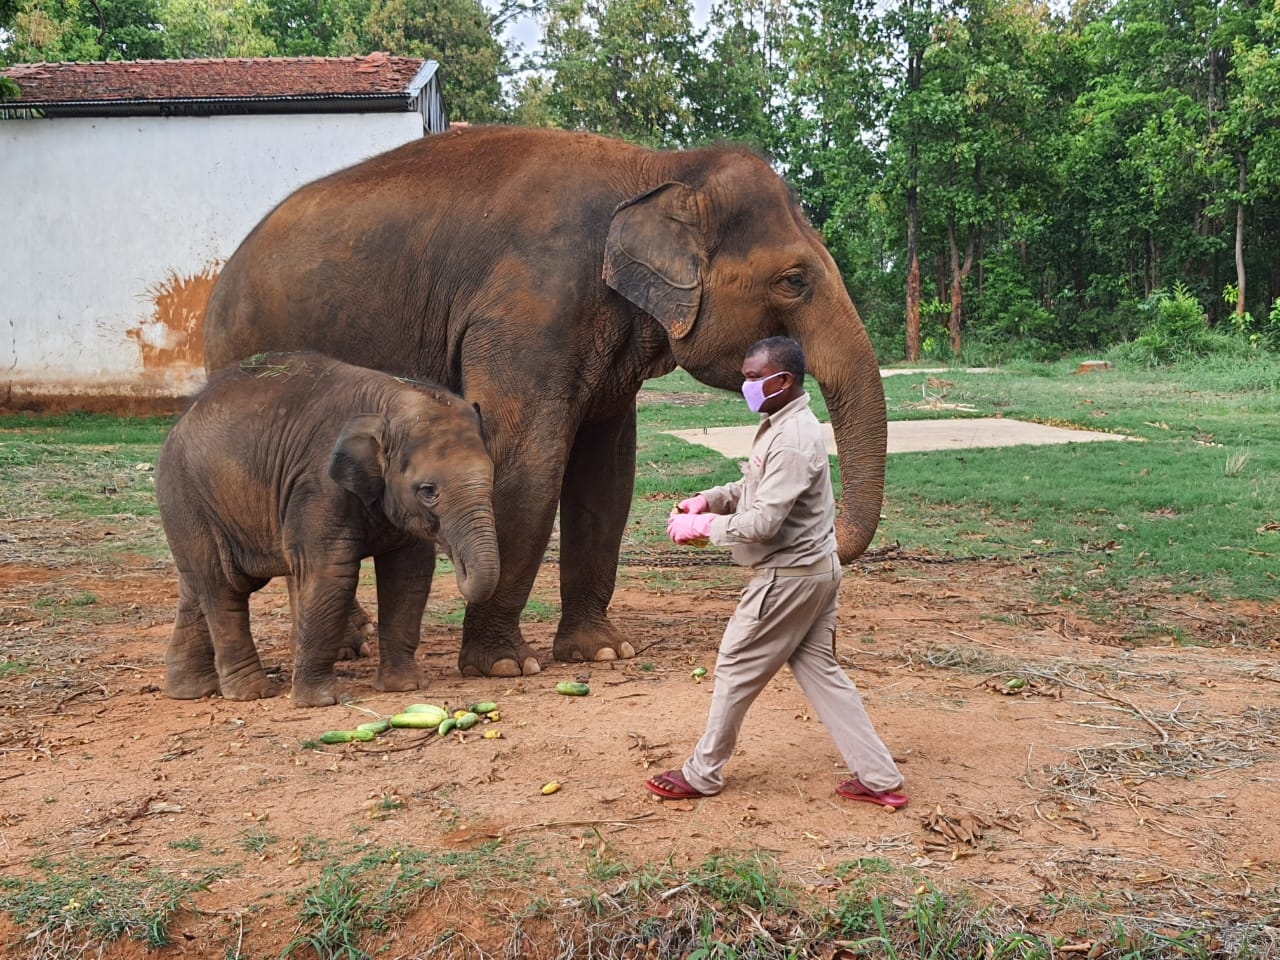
[1,111,424,404]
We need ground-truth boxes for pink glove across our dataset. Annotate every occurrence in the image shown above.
[678,494,709,515]
[668,511,714,545]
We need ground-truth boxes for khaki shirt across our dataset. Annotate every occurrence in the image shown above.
[702,392,838,569]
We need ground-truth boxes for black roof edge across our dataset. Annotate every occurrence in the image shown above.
[1,93,413,119]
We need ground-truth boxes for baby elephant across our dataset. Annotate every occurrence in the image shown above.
[155,352,499,707]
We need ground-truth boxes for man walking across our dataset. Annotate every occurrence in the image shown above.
[650,336,908,809]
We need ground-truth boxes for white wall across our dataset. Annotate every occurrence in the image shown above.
[0,112,424,403]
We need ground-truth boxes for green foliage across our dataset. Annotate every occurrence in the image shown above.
[968,259,1059,361]
[538,0,698,145]
[683,0,778,150]
[259,0,366,56]
[1132,282,1213,364]
[4,0,169,62]
[5,0,1279,365]
[363,0,509,122]
[155,0,279,57]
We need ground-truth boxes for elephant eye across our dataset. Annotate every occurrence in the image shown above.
[776,271,808,298]
[416,482,439,504]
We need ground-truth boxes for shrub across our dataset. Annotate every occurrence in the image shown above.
[1133,282,1213,364]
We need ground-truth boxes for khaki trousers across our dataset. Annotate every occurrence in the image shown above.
[681,555,903,795]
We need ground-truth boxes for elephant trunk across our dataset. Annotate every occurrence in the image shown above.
[802,311,888,563]
[440,504,500,604]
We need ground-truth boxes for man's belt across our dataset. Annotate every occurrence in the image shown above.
[753,555,839,578]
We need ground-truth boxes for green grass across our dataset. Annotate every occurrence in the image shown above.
[4,357,1277,604]
[0,412,172,521]
[269,843,1277,960]
[638,357,1280,602]
[0,657,36,678]
[3,357,1277,605]
[4,831,1275,958]
[0,856,217,953]
[240,829,279,856]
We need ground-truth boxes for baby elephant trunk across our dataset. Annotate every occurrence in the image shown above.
[440,506,500,604]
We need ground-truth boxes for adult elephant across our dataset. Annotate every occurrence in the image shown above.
[203,125,887,679]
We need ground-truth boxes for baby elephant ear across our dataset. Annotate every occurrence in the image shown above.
[330,414,387,507]
[603,181,705,340]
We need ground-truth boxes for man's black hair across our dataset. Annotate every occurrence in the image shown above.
[746,336,806,379]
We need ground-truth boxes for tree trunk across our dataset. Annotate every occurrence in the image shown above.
[904,32,923,362]
[907,256,921,361]
[905,143,921,360]
[1235,154,1247,321]
[947,220,975,356]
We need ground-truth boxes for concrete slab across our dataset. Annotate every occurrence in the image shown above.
[666,418,1139,459]
[880,366,995,377]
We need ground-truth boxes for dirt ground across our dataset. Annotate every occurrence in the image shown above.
[2,513,1279,957]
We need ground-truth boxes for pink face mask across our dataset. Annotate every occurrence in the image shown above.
[741,371,786,413]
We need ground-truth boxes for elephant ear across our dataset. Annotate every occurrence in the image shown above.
[329,414,387,507]
[603,181,706,340]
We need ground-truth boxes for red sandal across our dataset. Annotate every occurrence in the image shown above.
[645,769,717,800]
[837,778,909,809]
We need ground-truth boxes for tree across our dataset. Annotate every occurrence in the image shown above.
[157,0,278,57]
[778,0,894,324]
[539,0,698,145]
[881,0,942,360]
[363,0,510,122]
[5,0,169,62]
[684,0,780,150]
[1210,0,1278,326]
[260,0,366,55]
[914,0,1064,355]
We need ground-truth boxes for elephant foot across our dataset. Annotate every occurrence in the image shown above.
[337,604,376,660]
[458,639,542,678]
[219,668,279,701]
[552,620,636,663]
[290,677,346,708]
[165,670,220,700]
[373,664,425,693]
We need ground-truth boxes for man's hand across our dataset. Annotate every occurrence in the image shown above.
[678,494,709,515]
[668,512,714,545]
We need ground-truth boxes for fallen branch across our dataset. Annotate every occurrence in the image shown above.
[503,812,656,835]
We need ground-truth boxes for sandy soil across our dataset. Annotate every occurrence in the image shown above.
[1,518,1278,957]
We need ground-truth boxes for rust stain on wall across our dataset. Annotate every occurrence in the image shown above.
[127,263,221,369]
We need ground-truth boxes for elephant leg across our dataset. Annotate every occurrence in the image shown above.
[289,561,361,707]
[201,580,277,701]
[165,574,220,699]
[371,544,434,693]
[553,409,637,663]
[286,578,373,660]
[458,461,558,678]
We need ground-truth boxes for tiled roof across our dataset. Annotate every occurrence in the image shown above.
[2,52,426,104]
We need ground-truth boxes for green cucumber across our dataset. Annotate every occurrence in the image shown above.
[555,681,590,697]
[319,729,375,744]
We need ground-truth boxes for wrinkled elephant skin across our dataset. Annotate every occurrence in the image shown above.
[203,127,887,678]
[156,352,498,706]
